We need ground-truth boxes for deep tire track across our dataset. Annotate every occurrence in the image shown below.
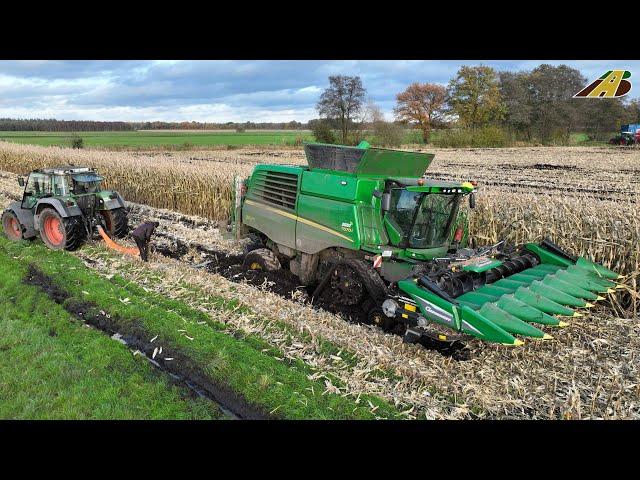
[23,263,270,420]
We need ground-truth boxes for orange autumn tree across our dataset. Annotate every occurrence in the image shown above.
[394,83,447,143]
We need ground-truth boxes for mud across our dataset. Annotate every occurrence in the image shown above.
[529,163,579,171]
[152,239,472,360]
[23,264,270,420]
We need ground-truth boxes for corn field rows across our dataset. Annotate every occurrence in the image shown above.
[0,142,638,285]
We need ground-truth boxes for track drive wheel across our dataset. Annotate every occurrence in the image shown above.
[367,306,397,332]
[100,207,129,238]
[2,210,23,241]
[329,263,366,306]
[243,248,281,272]
[38,208,86,251]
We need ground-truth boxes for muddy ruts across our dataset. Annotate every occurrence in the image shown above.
[22,264,271,420]
[151,239,472,360]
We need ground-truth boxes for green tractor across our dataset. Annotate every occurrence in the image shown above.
[2,166,129,251]
[230,142,623,346]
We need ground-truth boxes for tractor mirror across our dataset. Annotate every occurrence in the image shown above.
[18,177,24,187]
[381,193,392,211]
[469,192,476,209]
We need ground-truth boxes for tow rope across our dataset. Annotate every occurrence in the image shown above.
[96,225,140,257]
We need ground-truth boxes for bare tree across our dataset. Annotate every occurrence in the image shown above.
[394,83,447,143]
[317,75,366,144]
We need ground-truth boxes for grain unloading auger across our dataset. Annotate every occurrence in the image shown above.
[229,142,623,346]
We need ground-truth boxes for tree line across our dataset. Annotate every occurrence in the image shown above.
[0,119,135,132]
[3,65,639,147]
[312,65,640,146]
[0,119,308,132]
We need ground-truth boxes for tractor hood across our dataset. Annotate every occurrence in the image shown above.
[304,142,434,178]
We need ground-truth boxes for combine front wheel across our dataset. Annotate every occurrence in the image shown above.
[38,209,86,251]
[2,211,23,241]
[243,248,281,272]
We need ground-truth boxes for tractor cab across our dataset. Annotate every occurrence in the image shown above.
[19,167,101,209]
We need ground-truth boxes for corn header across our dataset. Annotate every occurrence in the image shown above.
[230,142,622,346]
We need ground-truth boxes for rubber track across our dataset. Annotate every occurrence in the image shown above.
[339,258,388,303]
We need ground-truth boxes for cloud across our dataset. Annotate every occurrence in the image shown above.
[0,60,637,122]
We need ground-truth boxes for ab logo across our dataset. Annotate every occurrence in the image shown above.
[574,70,632,98]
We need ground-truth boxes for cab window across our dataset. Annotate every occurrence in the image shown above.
[52,175,69,195]
[24,173,51,197]
[22,173,52,208]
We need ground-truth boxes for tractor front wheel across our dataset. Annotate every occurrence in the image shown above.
[2,210,23,241]
[38,208,86,251]
[100,207,129,238]
[243,248,281,272]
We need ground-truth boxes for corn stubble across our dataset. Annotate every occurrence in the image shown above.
[2,141,639,419]
[0,141,637,312]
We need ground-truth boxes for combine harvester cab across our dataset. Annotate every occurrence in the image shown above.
[232,142,622,347]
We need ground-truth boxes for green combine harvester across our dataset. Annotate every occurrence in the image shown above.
[230,142,622,346]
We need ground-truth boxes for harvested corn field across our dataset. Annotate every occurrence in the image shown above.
[0,142,638,419]
[1,142,637,292]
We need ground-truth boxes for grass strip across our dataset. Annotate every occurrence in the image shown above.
[0,252,223,419]
[0,237,402,419]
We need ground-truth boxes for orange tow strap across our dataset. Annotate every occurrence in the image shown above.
[96,226,140,257]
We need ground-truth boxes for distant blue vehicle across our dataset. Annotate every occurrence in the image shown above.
[610,124,640,145]
[621,124,640,134]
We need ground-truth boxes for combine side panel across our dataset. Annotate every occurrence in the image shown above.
[243,167,301,249]
[295,194,360,254]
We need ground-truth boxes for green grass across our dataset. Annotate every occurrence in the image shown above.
[0,129,616,149]
[0,130,314,148]
[102,251,403,387]
[0,251,223,419]
[0,237,402,419]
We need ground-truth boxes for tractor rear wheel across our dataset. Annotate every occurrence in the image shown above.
[38,208,86,251]
[243,248,281,272]
[2,210,23,241]
[100,207,129,238]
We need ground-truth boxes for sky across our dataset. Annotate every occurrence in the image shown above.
[0,60,638,123]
